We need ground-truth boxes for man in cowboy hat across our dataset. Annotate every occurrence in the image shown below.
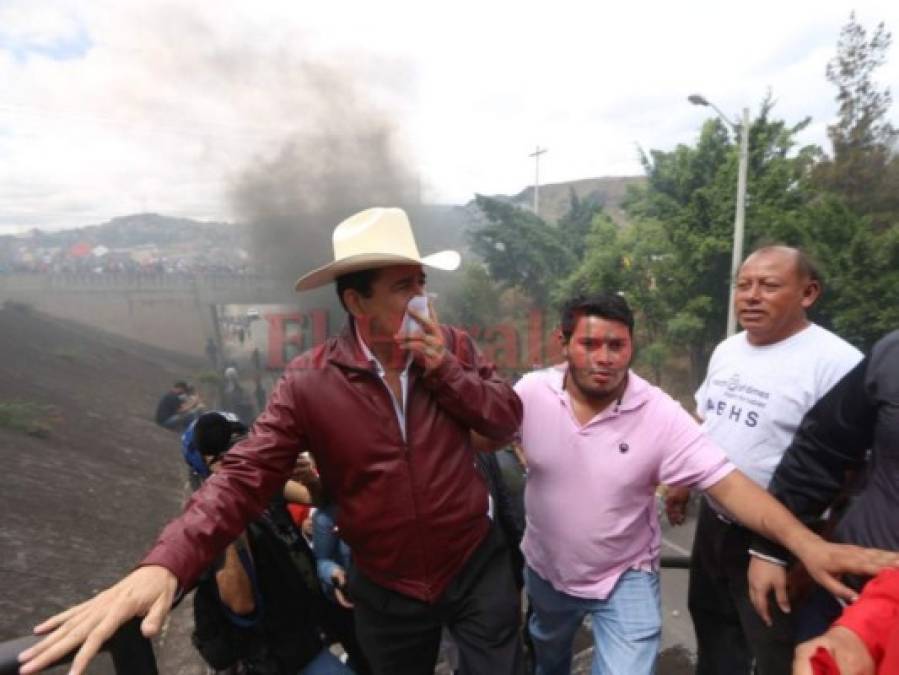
[20,208,525,675]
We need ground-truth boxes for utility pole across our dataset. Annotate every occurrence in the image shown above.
[529,146,547,216]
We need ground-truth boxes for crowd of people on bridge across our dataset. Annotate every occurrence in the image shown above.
[1,251,256,278]
[17,207,899,675]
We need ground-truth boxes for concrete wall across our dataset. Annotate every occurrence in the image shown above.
[0,274,287,357]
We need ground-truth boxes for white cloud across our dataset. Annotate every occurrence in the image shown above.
[1,0,899,232]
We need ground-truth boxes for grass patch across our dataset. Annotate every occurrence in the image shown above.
[2,300,33,314]
[195,370,222,386]
[0,400,58,438]
[52,348,83,363]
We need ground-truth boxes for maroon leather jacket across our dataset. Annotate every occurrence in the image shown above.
[142,322,522,602]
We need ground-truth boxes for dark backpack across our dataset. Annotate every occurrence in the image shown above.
[192,518,324,674]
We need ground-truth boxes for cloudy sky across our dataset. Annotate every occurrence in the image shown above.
[2,0,899,234]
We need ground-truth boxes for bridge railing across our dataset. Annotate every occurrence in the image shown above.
[0,557,691,673]
[0,271,281,293]
[660,555,690,569]
[0,618,157,675]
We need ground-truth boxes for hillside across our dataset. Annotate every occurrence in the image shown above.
[0,207,476,279]
[0,212,242,251]
[490,175,645,225]
[0,304,209,673]
[0,180,644,281]
[0,176,644,272]
[0,212,250,275]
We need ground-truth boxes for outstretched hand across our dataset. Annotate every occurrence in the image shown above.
[18,565,177,675]
[794,539,899,608]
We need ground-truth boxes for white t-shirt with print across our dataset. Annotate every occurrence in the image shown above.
[695,323,862,490]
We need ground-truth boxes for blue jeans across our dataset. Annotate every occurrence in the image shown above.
[525,566,661,675]
[299,647,355,675]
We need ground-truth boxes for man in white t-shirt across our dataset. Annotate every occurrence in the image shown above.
[680,245,863,675]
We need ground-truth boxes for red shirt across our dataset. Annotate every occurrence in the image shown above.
[287,503,311,529]
[834,569,899,674]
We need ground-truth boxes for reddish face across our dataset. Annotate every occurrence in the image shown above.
[563,314,633,402]
[735,249,819,346]
[347,264,426,347]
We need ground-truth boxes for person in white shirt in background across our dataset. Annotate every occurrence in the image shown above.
[667,245,863,675]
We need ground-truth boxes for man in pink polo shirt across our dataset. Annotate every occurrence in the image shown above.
[515,293,897,675]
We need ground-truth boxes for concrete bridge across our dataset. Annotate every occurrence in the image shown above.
[0,273,295,357]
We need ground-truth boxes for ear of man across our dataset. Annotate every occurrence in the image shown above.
[800,278,822,309]
[343,289,366,318]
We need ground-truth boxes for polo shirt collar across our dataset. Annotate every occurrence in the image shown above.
[546,363,650,413]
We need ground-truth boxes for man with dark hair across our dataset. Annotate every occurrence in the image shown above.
[559,293,634,339]
[675,245,864,675]
[182,411,352,675]
[155,380,201,430]
[335,268,380,312]
[20,207,524,675]
[511,292,893,675]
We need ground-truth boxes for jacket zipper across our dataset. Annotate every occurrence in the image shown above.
[369,369,433,598]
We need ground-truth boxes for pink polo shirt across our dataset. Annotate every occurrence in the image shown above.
[516,366,734,599]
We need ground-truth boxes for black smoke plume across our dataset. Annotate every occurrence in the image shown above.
[229,61,419,313]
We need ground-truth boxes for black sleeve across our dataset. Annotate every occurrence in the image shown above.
[155,392,177,424]
[476,451,524,546]
[751,356,877,561]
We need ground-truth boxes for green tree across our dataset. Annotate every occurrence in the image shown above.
[805,13,899,347]
[617,99,821,382]
[554,215,626,303]
[556,214,677,383]
[831,224,899,346]
[813,13,899,223]
[471,193,602,306]
[557,188,600,260]
[441,262,501,332]
[546,95,833,385]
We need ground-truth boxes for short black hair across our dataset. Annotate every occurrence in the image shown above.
[560,293,635,341]
[335,268,381,312]
[193,412,248,458]
[173,380,188,390]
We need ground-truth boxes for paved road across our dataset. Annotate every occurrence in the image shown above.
[659,499,699,662]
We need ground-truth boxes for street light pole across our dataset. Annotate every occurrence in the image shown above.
[688,95,750,337]
[529,146,547,216]
[727,107,750,337]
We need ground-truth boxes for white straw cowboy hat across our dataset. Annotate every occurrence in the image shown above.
[294,207,461,291]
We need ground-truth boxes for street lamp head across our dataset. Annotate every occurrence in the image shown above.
[688,94,709,106]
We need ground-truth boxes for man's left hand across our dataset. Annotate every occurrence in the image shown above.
[748,556,790,626]
[395,298,446,372]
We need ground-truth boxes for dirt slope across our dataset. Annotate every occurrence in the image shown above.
[0,304,208,672]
